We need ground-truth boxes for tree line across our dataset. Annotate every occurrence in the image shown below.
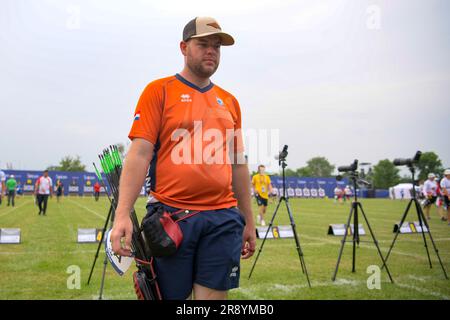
[252,152,446,189]
[46,144,126,173]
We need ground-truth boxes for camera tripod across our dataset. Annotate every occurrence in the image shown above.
[332,174,394,282]
[381,166,448,279]
[86,199,116,299]
[248,156,311,288]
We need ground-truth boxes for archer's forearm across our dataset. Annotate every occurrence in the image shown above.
[116,141,153,219]
[232,164,254,226]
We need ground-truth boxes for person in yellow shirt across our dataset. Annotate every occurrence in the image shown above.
[252,165,273,226]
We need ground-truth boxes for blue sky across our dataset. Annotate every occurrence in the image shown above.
[0,0,449,173]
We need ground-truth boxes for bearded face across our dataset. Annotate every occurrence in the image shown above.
[184,36,221,79]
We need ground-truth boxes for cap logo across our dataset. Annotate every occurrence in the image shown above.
[207,22,221,30]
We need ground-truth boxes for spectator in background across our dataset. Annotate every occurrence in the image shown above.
[16,181,23,196]
[344,185,352,202]
[439,169,450,225]
[6,174,17,207]
[390,188,395,200]
[0,169,5,205]
[435,177,446,221]
[94,181,101,201]
[334,186,343,204]
[251,165,273,226]
[418,181,425,200]
[56,180,64,203]
[35,170,53,216]
[422,173,438,220]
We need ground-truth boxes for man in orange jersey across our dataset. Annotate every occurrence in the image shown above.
[111,17,255,300]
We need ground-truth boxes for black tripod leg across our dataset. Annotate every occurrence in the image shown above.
[285,199,304,274]
[415,200,449,279]
[87,205,113,285]
[413,200,433,268]
[358,203,394,283]
[283,198,304,274]
[352,202,358,273]
[98,254,108,299]
[248,197,282,280]
[332,204,354,281]
[98,202,117,298]
[382,199,413,269]
[285,199,311,288]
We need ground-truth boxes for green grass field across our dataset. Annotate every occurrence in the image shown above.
[0,195,449,300]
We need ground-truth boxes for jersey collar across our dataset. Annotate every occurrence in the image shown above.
[175,73,214,93]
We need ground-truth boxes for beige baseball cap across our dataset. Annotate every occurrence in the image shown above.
[183,17,234,46]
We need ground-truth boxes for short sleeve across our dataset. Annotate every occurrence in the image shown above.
[267,176,271,184]
[128,82,164,145]
[231,96,245,154]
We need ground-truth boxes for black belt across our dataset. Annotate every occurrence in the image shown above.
[169,209,200,222]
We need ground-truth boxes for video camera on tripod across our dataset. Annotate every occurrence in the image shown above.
[392,151,422,193]
[393,151,422,192]
[332,159,393,282]
[336,160,371,188]
[338,159,358,173]
[382,150,448,279]
[249,144,311,287]
[393,151,422,168]
[274,145,288,166]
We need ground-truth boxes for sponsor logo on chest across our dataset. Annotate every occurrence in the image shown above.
[180,94,192,103]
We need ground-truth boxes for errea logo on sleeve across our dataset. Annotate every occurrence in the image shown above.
[181,94,192,102]
[134,113,141,121]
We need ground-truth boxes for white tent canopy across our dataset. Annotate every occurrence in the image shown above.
[389,183,421,200]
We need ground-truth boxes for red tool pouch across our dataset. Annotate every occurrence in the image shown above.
[141,204,199,257]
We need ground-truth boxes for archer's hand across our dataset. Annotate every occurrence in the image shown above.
[110,211,133,257]
[241,224,256,259]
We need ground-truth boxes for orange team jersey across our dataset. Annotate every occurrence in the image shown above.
[128,74,244,210]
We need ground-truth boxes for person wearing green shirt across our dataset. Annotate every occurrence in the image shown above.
[6,175,17,207]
